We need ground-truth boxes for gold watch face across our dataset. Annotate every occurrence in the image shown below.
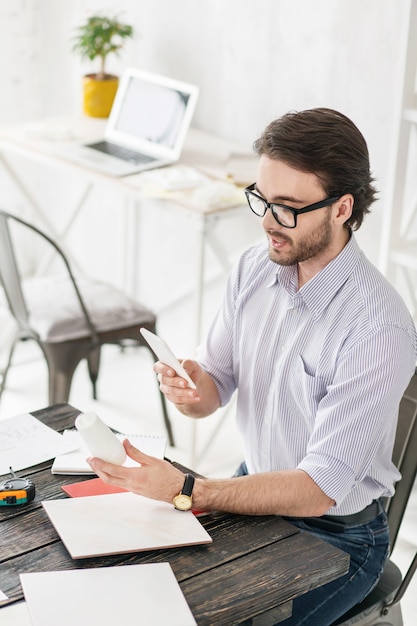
[173,494,193,511]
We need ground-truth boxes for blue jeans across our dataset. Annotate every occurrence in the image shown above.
[233,462,390,626]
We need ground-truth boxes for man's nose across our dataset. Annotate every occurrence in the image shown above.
[261,206,277,229]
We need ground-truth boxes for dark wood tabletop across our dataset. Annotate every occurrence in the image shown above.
[0,404,350,625]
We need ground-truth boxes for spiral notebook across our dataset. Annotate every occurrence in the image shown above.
[51,430,166,475]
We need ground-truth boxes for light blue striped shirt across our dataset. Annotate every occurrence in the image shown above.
[198,235,417,515]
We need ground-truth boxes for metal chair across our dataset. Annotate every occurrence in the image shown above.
[0,209,174,446]
[334,369,417,625]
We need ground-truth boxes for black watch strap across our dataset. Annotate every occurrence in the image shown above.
[181,473,195,497]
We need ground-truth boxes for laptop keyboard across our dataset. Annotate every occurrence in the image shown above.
[87,141,157,165]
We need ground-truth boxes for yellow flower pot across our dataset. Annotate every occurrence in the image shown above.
[82,74,119,118]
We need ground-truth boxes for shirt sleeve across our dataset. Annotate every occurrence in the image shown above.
[297,324,416,507]
[197,266,239,406]
[197,247,262,406]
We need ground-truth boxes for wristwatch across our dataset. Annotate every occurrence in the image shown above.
[173,473,195,511]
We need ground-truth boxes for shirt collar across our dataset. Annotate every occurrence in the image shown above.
[272,233,362,320]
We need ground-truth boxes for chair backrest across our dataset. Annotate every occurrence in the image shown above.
[0,211,31,332]
[0,209,98,341]
[385,369,417,550]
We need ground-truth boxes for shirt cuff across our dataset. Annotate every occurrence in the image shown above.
[297,453,356,507]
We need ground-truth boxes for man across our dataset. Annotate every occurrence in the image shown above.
[89,108,417,625]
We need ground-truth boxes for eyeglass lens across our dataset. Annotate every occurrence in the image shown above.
[247,193,296,227]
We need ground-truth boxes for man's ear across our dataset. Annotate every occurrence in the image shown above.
[334,194,354,224]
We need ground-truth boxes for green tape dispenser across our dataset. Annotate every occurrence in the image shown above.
[0,467,36,506]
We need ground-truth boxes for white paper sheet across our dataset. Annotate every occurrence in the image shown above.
[0,601,32,626]
[42,491,212,559]
[0,589,8,602]
[21,563,196,626]
[0,414,78,476]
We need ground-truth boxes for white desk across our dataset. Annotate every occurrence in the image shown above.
[0,116,260,464]
[0,117,259,343]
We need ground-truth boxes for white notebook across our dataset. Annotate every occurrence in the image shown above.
[21,563,196,626]
[42,491,212,559]
[51,430,166,474]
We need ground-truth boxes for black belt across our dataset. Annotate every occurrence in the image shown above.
[290,499,384,533]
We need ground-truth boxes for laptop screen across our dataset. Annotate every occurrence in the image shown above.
[106,68,199,158]
[115,77,191,149]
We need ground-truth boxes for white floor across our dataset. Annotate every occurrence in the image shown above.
[1,320,416,624]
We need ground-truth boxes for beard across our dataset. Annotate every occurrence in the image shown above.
[266,208,333,266]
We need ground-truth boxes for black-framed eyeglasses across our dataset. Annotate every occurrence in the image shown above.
[244,183,339,229]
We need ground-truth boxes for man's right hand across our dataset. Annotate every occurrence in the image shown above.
[154,358,201,403]
[153,358,220,417]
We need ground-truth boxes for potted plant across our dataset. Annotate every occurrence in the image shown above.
[72,14,134,118]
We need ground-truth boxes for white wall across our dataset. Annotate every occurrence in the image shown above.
[0,0,410,276]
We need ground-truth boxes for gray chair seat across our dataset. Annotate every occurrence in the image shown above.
[22,275,155,342]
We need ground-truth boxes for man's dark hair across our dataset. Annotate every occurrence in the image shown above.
[253,108,378,230]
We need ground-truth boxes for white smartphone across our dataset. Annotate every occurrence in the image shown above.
[140,328,197,390]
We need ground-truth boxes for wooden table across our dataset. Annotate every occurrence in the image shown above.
[0,404,349,625]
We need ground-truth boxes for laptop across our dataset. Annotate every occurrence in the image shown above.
[60,68,199,177]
